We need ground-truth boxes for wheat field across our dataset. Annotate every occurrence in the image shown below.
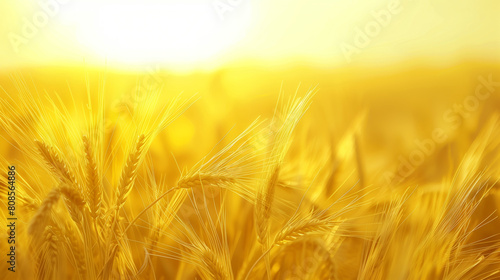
[1,64,500,280]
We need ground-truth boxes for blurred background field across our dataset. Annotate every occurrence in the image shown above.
[2,60,500,187]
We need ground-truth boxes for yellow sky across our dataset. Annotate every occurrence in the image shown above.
[1,0,499,70]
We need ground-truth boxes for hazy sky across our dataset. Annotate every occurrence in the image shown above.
[1,0,499,70]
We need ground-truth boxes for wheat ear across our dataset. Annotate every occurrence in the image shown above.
[124,173,240,237]
[59,184,86,222]
[243,215,341,280]
[59,185,86,209]
[36,225,59,280]
[115,134,146,211]
[83,135,102,219]
[255,166,280,246]
[28,187,61,235]
[198,248,233,280]
[274,217,340,246]
[65,223,87,277]
[35,139,78,186]
[28,185,85,235]
[255,91,314,248]
[178,173,237,189]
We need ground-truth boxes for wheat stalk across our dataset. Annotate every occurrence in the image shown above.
[103,135,147,279]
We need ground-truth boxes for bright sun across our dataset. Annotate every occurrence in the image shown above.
[58,2,253,68]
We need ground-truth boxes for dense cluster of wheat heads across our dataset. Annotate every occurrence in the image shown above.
[1,78,500,280]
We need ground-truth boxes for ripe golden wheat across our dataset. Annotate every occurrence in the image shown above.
[1,76,500,280]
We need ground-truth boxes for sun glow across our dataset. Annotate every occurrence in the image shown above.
[1,0,498,70]
[58,2,253,68]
